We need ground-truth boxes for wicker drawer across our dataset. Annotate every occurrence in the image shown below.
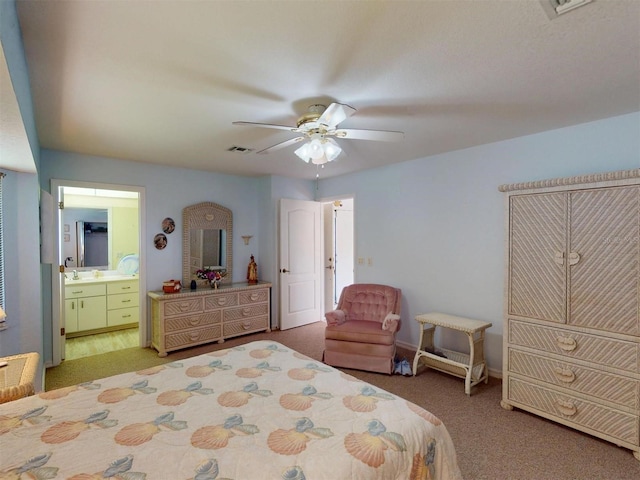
[224,315,269,337]
[205,293,238,310]
[163,297,203,317]
[508,377,640,446]
[165,325,222,350]
[508,348,640,410]
[224,303,268,322]
[165,311,222,333]
[509,319,640,373]
[240,288,269,305]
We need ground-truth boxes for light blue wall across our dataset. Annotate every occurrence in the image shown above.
[0,1,43,391]
[38,152,316,362]
[38,150,273,360]
[317,112,640,373]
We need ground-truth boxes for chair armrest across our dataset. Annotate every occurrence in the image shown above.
[325,309,347,326]
[382,313,401,333]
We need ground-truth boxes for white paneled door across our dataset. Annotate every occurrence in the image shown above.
[279,198,322,330]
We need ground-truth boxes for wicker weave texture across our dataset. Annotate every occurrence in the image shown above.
[0,353,39,403]
[509,320,639,373]
[569,186,640,335]
[508,349,639,409]
[509,377,639,446]
[509,193,566,323]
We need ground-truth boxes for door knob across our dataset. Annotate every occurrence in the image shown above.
[281,268,289,273]
[325,265,333,270]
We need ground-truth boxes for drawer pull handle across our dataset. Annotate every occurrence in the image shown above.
[72,290,83,295]
[250,293,259,301]
[189,318,201,326]
[553,367,576,383]
[121,286,131,290]
[556,336,577,352]
[122,314,131,319]
[189,332,200,341]
[217,298,227,306]
[242,308,251,316]
[121,299,131,303]
[556,399,577,416]
[242,322,251,330]
[568,251,581,266]
[179,303,190,311]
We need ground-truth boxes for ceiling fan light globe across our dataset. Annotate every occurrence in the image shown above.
[294,143,312,163]
[309,139,324,160]
[323,138,341,161]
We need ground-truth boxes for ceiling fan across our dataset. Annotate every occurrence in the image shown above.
[233,103,404,165]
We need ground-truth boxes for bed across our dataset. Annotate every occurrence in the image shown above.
[0,340,462,479]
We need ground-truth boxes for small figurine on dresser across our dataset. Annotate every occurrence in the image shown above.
[247,254,258,284]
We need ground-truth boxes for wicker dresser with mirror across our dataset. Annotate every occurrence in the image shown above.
[149,202,271,356]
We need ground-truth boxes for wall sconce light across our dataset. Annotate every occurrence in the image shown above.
[242,235,253,245]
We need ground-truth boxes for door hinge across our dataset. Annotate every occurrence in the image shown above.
[60,327,65,336]
[58,201,64,209]
[59,265,65,273]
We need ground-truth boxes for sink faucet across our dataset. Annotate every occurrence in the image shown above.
[72,270,79,280]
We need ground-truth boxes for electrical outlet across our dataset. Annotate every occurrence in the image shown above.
[357,257,364,265]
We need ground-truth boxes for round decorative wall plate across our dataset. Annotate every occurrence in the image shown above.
[162,217,175,234]
[154,233,167,250]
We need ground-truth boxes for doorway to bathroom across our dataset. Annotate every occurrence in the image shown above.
[50,180,145,366]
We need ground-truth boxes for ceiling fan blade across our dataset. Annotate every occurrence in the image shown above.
[233,121,297,132]
[317,103,356,128]
[335,128,404,142]
[256,136,306,154]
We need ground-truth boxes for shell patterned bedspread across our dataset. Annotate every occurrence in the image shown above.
[0,341,462,479]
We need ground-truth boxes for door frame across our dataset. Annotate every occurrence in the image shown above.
[50,179,146,366]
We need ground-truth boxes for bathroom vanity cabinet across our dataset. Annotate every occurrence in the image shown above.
[65,277,139,337]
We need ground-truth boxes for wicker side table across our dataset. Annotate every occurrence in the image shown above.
[413,313,492,396]
[0,352,39,403]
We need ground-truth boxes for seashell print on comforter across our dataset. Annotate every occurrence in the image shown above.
[0,341,462,479]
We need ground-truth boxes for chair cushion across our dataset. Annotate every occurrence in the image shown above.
[325,320,395,346]
[341,284,400,324]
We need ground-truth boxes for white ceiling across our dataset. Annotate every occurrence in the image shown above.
[10,0,640,179]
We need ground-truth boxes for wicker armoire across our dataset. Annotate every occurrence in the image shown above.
[499,169,640,461]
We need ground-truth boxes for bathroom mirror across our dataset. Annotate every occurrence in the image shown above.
[183,202,233,286]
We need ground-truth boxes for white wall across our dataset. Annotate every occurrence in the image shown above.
[317,112,640,374]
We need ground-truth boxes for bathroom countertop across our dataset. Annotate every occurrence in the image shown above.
[64,274,138,286]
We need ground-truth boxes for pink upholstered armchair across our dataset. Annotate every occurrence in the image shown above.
[323,284,402,374]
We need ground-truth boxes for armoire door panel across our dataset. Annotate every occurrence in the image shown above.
[509,193,567,323]
[569,186,640,335]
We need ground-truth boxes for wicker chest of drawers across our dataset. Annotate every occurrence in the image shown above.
[500,169,640,461]
[148,282,271,357]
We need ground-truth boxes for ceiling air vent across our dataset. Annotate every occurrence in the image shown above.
[540,0,593,19]
[227,145,254,154]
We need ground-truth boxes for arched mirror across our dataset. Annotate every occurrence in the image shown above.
[183,202,233,286]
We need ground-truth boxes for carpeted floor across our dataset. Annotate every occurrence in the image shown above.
[45,321,640,480]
